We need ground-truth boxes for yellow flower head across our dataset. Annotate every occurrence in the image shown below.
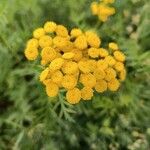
[114,51,126,62]
[56,25,68,37]
[95,80,107,93]
[78,60,91,73]
[109,42,119,51]
[88,47,100,58]
[99,48,109,57]
[62,52,75,59]
[88,59,97,72]
[24,21,127,104]
[66,88,81,104]
[41,47,57,63]
[39,67,49,82]
[33,28,45,39]
[46,81,59,97]
[98,4,115,22]
[91,2,98,15]
[107,78,120,91]
[91,1,115,22]
[114,62,124,72]
[119,69,126,82]
[93,68,106,80]
[104,55,116,66]
[62,75,77,90]
[51,70,63,85]
[60,41,74,52]
[72,49,83,62]
[101,6,115,16]
[26,38,39,48]
[97,59,108,70]
[80,73,96,88]
[62,61,78,74]
[81,86,93,100]
[53,36,68,48]
[44,21,57,33]
[85,31,101,48]
[70,28,82,37]
[104,67,116,81]
[24,47,38,60]
[39,35,52,48]
[74,35,88,50]
[49,58,64,71]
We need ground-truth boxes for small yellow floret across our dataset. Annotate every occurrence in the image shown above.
[85,31,101,48]
[26,38,39,48]
[97,60,108,70]
[62,61,78,74]
[93,68,106,80]
[51,70,63,85]
[107,78,120,91]
[62,52,75,59]
[114,62,124,72]
[33,28,45,39]
[109,42,119,51]
[99,48,109,57]
[41,47,57,62]
[46,82,59,97]
[66,88,81,104]
[104,55,116,66]
[88,47,100,58]
[81,87,93,100]
[39,35,52,48]
[114,51,126,62]
[62,75,77,90]
[95,80,107,93]
[70,28,82,37]
[78,60,91,73]
[40,68,49,82]
[105,67,116,81]
[61,41,74,52]
[53,36,68,48]
[119,69,126,81]
[55,25,68,37]
[24,47,38,60]
[74,35,88,50]
[49,58,64,71]
[91,2,98,15]
[88,59,97,72]
[44,21,57,33]
[98,4,115,22]
[80,73,96,88]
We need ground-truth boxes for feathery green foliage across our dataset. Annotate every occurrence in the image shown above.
[0,0,150,149]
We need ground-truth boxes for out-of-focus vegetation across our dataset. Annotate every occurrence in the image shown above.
[0,0,150,149]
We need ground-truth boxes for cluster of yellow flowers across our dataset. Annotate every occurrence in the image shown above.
[24,21,126,104]
[91,0,115,22]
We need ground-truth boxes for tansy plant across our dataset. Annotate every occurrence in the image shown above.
[24,21,126,105]
[91,0,116,22]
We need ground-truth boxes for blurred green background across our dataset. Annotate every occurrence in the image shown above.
[0,0,150,149]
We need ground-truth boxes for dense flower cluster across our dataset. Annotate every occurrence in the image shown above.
[24,21,126,104]
[91,0,115,22]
